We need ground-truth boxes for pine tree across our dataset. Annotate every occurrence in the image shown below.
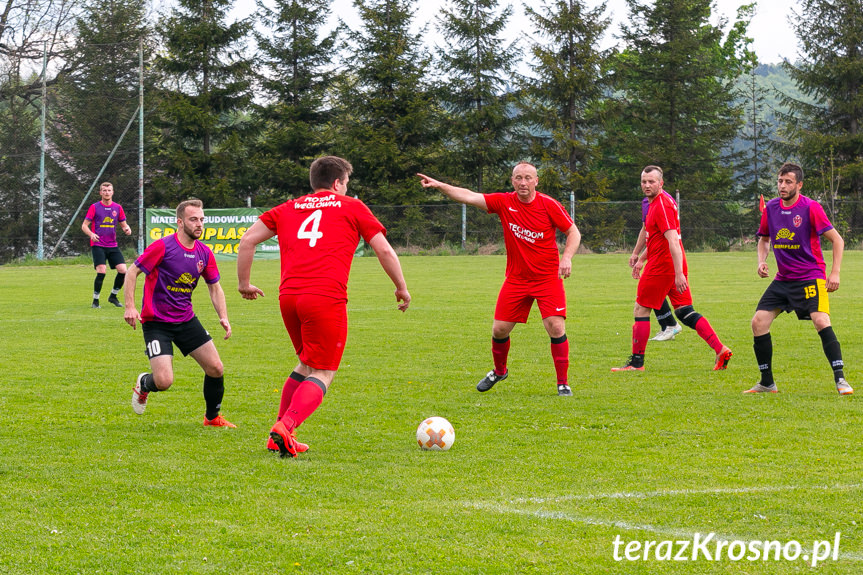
[335,0,443,205]
[737,60,777,203]
[436,0,520,192]
[251,0,339,203]
[0,75,42,262]
[47,0,151,237]
[522,0,614,202]
[605,0,750,199]
[781,0,863,216]
[153,0,253,207]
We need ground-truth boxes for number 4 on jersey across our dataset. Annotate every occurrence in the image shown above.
[298,209,324,247]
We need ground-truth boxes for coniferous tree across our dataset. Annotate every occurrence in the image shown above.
[436,0,521,192]
[47,0,151,243]
[336,0,443,205]
[0,74,42,262]
[153,0,253,207]
[0,0,85,260]
[523,0,614,202]
[780,0,863,227]
[605,0,751,199]
[737,59,777,203]
[251,0,338,203]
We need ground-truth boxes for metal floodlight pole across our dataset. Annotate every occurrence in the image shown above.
[461,204,466,249]
[138,39,145,254]
[37,41,48,260]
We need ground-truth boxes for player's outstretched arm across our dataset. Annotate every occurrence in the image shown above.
[416,173,487,211]
[123,264,143,329]
[237,220,273,300]
[207,281,232,339]
[368,232,411,312]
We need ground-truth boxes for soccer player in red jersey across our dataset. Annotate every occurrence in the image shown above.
[746,163,851,395]
[82,182,132,308]
[612,166,732,373]
[124,199,236,428]
[417,162,581,396]
[237,156,411,458]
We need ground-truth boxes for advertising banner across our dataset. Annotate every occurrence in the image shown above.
[145,208,280,260]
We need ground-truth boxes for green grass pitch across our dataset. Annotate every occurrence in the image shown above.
[1,252,861,574]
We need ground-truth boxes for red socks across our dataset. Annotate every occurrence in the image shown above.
[550,339,569,385]
[492,337,510,376]
[633,318,651,355]
[694,317,724,353]
[277,372,305,420]
[279,377,326,430]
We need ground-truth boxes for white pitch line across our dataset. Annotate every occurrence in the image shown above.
[468,502,863,562]
[506,482,863,504]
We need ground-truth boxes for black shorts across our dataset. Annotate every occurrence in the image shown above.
[757,279,829,320]
[141,317,212,358]
[91,246,125,269]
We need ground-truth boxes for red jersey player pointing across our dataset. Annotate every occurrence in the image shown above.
[418,162,581,396]
[237,156,410,458]
[612,165,732,373]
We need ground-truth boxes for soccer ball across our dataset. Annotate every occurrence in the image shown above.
[416,416,455,451]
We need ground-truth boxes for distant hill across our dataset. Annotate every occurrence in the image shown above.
[728,62,810,184]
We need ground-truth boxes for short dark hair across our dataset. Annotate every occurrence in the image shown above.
[642,165,663,179]
[779,163,804,183]
[176,198,203,220]
[310,156,353,191]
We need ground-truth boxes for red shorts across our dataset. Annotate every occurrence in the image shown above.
[279,293,347,371]
[636,273,693,310]
[494,276,566,323]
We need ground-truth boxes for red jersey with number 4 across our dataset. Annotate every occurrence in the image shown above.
[644,191,687,276]
[484,192,573,280]
[259,191,386,299]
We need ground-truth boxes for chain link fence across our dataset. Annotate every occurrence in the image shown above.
[369,198,862,254]
[5,197,863,264]
[0,40,143,265]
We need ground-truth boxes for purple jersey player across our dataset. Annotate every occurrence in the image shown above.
[81,182,132,308]
[124,199,237,427]
[746,163,852,396]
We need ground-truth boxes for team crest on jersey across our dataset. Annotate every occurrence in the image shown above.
[176,272,196,285]
[776,228,796,241]
[112,210,118,218]
[793,214,802,227]
[197,260,205,274]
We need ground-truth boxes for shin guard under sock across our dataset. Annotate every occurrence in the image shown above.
[281,377,326,430]
[492,336,510,376]
[203,375,225,420]
[93,273,106,298]
[633,317,651,355]
[278,371,305,419]
[694,316,723,353]
[818,326,845,382]
[550,335,569,385]
[753,333,774,387]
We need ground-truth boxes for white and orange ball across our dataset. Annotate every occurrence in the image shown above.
[416,416,455,451]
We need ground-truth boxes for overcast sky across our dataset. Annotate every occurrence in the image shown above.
[231,0,798,65]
